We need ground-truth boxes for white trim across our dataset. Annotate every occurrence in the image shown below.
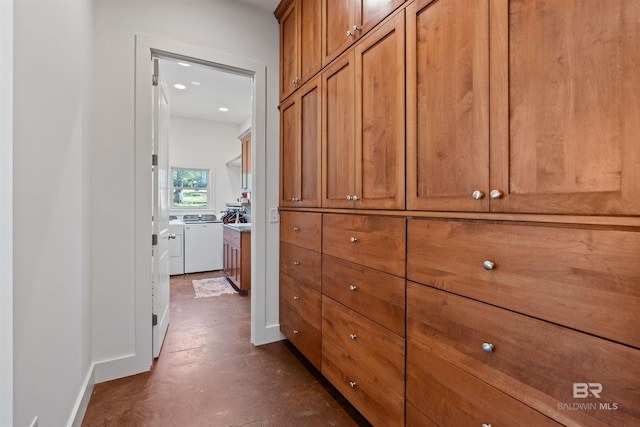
[0,1,13,425]
[67,363,95,427]
[110,33,273,381]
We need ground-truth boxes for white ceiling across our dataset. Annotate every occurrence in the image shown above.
[159,58,253,125]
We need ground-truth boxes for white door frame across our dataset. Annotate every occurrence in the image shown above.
[131,33,270,374]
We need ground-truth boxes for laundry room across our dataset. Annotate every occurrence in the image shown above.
[160,58,253,279]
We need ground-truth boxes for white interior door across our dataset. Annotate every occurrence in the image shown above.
[152,58,171,358]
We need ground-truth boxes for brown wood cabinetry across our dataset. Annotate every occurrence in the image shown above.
[275,0,322,101]
[279,76,321,208]
[223,226,250,293]
[240,131,251,191]
[406,0,489,212]
[279,212,323,369]
[321,0,404,66]
[322,12,405,209]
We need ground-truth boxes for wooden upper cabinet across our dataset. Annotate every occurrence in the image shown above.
[406,0,490,212]
[240,131,251,191]
[489,0,640,215]
[276,0,322,101]
[322,11,405,209]
[321,0,405,66]
[280,76,322,208]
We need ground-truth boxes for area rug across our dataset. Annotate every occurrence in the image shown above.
[192,277,238,298]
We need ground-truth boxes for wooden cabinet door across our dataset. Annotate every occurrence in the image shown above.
[278,0,298,100]
[490,0,640,215]
[298,0,322,84]
[322,52,355,208]
[321,0,354,66]
[406,0,490,212]
[354,11,405,210]
[280,76,321,208]
[241,133,251,190]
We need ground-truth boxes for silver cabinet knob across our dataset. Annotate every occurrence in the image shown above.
[482,342,495,353]
[350,236,358,243]
[293,226,300,232]
[352,25,361,33]
[483,260,495,270]
[291,197,300,202]
[349,285,357,292]
[472,190,485,200]
[350,334,357,341]
[490,189,503,199]
[346,195,353,201]
[168,234,176,240]
[352,195,360,201]
[293,261,300,266]
[293,330,299,335]
[482,424,493,427]
[349,381,357,388]
[293,296,300,301]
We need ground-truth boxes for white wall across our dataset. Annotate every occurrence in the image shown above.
[169,116,244,214]
[13,0,94,425]
[92,0,280,381]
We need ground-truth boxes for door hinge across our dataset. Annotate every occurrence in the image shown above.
[152,74,158,86]
[152,234,158,246]
[152,314,158,326]
[152,154,158,166]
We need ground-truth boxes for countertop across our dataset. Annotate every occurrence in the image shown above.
[223,223,251,232]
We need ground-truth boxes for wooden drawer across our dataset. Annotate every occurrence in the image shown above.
[279,272,321,330]
[322,298,404,427]
[280,242,321,291]
[280,211,322,252]
[407,218,640,348]
[322,296,404,395]
[280,297,321,370]
[322,214,406,277]
[223,225,241,247]
[407,282,640,427]
[407,341,561,427]
[322,254,405,336]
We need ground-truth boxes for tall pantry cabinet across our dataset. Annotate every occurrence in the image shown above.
[276,0,640,426]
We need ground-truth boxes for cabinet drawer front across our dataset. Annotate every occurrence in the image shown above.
[407,341,561,427]
[279,272,321,330]
[323,214,406,277]
[321,296,404,395]
[280,211,322,252]
[407,282,640,427]
[407,218,640,348]
[322,255,405,336]
[280,242,321,291]
[223,226,241,247]
[280,304,321,370]
[406,402,439,427]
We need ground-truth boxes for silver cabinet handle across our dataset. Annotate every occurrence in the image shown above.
[168,234,176,240]
[352,195,360,201]
[349,381,357,388]
[346,195,353,201]
[293,261,300,266]
[293,330,299,335]
[350,236,358,243]
[482,342,495,353]
[350,334,357,341]
[482,424,493,427]
[349,285,357,292]
[293,296,300,301]
[293,226,300,232]
[490,189,503,199]
[472,190,485,200]
[483,260,495,270]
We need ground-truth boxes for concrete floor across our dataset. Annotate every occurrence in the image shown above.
[82,271,371,427]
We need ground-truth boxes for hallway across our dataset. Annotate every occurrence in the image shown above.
[82,272,370,426]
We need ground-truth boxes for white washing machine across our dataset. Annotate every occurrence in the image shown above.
[169,218,185,275]
[183,215,224,273]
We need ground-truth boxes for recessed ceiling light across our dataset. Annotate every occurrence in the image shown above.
[178,62,191,67]
[191,81,201,86]
[174,84,186,90]
[219,107,229,112]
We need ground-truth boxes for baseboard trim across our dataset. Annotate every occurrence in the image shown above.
[67,362,95,427]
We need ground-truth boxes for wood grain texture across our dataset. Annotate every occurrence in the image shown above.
[298,0,322,84]
[280,242,321,292]
[406,0,489,211]
[490,0,640,215]
[279,211,322,252]
[322,254,405,336]
[280,281,322,369]
[279,94,300,205]
[407,218,640,348]
[278,0,298,101]
[407,283,640,427]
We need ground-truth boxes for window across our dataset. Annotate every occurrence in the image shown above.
[171,167,210,208]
